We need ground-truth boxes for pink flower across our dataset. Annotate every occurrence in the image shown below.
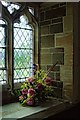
[27,77,34,83]
[19,95,24,101]
[44,77,53,86]
[36,83,43,91]
[22,89,28,95]
[27,88,35,97]
[27,97,34,106]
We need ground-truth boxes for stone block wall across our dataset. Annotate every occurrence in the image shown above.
[39,2,73,100]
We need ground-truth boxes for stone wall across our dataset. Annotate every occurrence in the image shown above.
[73,2,80,103]
[39,2,73,100]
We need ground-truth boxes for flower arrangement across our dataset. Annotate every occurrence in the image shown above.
[15,63,58,106]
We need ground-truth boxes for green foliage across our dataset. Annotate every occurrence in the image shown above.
[34,69,47,83]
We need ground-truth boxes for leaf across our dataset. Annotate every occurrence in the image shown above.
[14,89,21,96]
[21,99,27,105]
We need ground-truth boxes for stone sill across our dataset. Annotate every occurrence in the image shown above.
[0,98,70,120]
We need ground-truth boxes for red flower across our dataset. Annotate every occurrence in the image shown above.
[44,77,53,86]
[27,77,34,83]
[27,88,35,97]
[22,89,28,95]
[36,83,43,91]
[26,97,34,106]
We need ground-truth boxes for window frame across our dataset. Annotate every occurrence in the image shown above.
[12,14,35,88]
[1,3,39,105]
[0,19,7,84]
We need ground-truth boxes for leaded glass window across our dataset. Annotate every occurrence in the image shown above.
[13,15,34,83]
[0,19,7,84]
[28,7,34,15]
[1,1,21,14]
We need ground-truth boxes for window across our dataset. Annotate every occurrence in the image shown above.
[1,1,21,14]
[13,15,34,83]
[0,1,39,106]
[0,19,7,84]
[0,2,38,94]
[28,7,34,15]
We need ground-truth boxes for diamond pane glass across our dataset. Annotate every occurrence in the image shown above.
[14,28,33,48]
[0,20,6,84]
[14,69,32,79]
[0,48,5,68]
[0,70,6,84]
[13,15,33,83]
[14,49,33,68]
[0,27,5,47]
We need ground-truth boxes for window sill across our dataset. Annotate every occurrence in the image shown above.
[0,98,70,120]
